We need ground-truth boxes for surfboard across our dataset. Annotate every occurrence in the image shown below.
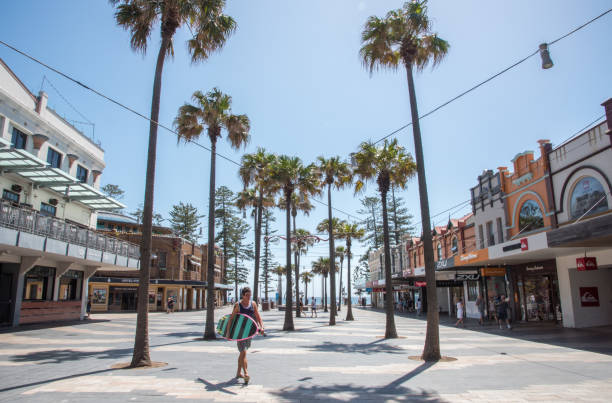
[216,313,259,341]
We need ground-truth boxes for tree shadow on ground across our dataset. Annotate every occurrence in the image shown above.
[271,361,443,402]
[0,367,117,393]
[0,319,111,334]
[301,340,404,355]
[8,336,204,364]
[197,377,239,395]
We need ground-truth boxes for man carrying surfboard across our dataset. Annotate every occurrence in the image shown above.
[229,287,264,384]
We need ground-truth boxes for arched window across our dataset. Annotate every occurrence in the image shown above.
[451,237,458,255]
[436,243,442,260]
[518,200,544,232]
[570,176,608,220]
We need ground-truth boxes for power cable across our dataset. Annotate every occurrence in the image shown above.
[372,7,612,145]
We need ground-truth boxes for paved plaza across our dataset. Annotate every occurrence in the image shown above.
[1,306,612,402]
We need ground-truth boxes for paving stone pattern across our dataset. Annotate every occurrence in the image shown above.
[1,307,611,402]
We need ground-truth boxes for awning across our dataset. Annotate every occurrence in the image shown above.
[189,258,201,266]
[0,146,124,210]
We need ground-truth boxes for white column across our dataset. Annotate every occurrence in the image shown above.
[80,266,99,320]
[12,256,42,327]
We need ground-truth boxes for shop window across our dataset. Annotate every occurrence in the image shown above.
[158,251,167,269]
[2,189,20,204]
[496,217,504,243]
[11,127,27,149]
[47,147,62,169]
[91,287,107,304]
[76,165,88,183]
[59,270,83,301]
[570,176,608,220]
[518,200,544,232]
[478,225,484,249]
[486,221,495,246]
[23,266,55,300]
[466,281,479,301]
[451,237,458,255]
[40,202,56,217]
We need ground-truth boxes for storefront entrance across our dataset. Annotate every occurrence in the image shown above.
[0,271,13,326]
[512,261,560,323]
[108,286,137,311]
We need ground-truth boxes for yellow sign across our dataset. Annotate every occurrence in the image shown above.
[481,267,506,276]
[456,248,489,266]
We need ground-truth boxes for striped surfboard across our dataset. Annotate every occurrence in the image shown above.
[216,313,259,341]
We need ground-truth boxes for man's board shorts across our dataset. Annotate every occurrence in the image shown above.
[237,339,251,352]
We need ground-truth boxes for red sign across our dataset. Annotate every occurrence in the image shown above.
[579,287,600,307]
[415,281,427,287]
[520,238,529,251]
[577,257,597,271]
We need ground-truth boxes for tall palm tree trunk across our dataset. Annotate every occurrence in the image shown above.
[283,189,295,331]
[204,139,218,339]
[324,276,328,312]
[234,252,238,303]
[293,214,300,317]
[253,195,263,302]
[327,184,337,325]
[381,186,398,338]
[338,257,343,312]
[263,229,269,303]
[131,34,171,368]
[406,64,439,360]
[304,280,308,306]
[346,239,354,321]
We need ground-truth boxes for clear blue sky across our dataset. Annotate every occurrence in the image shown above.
[1,1,611,300]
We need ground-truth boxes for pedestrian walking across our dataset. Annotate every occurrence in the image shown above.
[416,297,422,316]
[167,297,174,314]
[497,295,512,329]
[86,298,92,319]
[231,287,264,384]
[476,295,485,325]
[455,298,465,326]
[311,297,317,318]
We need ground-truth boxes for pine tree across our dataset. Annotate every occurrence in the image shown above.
[169,202,204,243]
[259,209,278,302]
[130,204,164,226]
[225,216,253,300]
[214,186,237,276]
[357,196,383,250]
[389,185,415,247]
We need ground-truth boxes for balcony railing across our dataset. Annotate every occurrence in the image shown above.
[0,201,140,259]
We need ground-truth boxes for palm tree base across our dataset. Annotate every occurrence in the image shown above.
[282,325,295,331]
[384,331,398,339]
[203,332,217,340]
[345,313,354,321]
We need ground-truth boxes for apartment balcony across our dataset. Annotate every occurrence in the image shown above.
[0,200,140,269]
[183,270,201,281]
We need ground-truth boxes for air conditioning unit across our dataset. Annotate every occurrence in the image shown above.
[48,198,59,206]
[11,184,22,193]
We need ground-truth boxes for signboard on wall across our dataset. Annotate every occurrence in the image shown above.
[579,287,599,307]
[577,257,597,271]
[481,267,506,276]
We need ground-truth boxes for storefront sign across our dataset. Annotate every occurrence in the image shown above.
[415,281,426,287]
[577,257,597,271]
[110,286,138,292]
[520,238,529,251]
[456,273,481,281]
[579,287,600,307]
[481,267,506,276]
[502,242,522,252]
[436,271,456,281]
[414,267,425,276]
[435,257,455,270]
[456,249,489,266]
[526,265,544,271]
[402,269,412,277]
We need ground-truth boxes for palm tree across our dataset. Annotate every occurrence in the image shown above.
[271,265,285,306]
[316,218,342,313]
[269,156,320,330]
[311,257,338,313]
[175,88,250,339]
[300,271,314,307]
[316,156,351,326]
[110,0,236,367]
[239,149,276,301]
[279,194,315,318]
[360,0,449,360]
[352,139,416,338]
[335,245,346,311]
[337,222,365,321]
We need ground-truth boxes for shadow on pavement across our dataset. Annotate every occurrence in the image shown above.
[301,340,404,355]
[197,377,238,395]
[0,367,117,393]
[360,307,612,356]
[271,361,442,402]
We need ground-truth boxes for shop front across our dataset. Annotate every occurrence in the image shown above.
[481,267,508,320]
[509,260,561,323]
